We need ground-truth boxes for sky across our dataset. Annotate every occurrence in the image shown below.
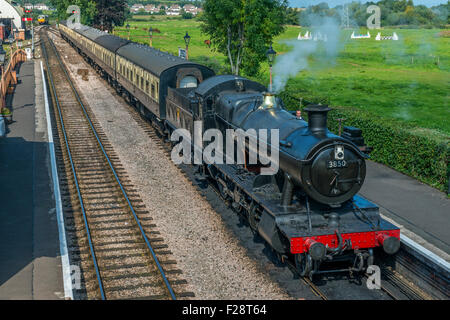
[289,0,448,7]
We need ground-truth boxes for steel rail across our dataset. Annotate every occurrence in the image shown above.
[302,277,328,300]
[43,29,177,300]
[41,32,106,300]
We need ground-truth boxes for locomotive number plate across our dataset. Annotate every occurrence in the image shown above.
[327,160,348,169]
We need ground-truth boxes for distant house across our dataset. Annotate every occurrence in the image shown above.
[130,3,144,13]
[34,3,49,11]
[167,4,181,16]
[144,4,154,12]
[183,4,201,16]
[144,4,160,14]
[183,4,195,11]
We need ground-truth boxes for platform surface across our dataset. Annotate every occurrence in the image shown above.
[361,160,450,257]
[0,61,64,299]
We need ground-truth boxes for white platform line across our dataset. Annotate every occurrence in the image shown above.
[41,61,74,300]
[401,235,450,273]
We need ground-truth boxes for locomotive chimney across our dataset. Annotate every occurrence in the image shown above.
[304,104,332,133]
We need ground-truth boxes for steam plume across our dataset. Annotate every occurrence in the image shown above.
[273,15,342,93]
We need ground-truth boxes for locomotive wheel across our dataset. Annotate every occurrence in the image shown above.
[245,203,257,231]
[217,182,227,199]
[295,253,312,277]
[216,181,229,202]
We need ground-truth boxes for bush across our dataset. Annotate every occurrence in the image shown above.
[1,107,11,115]
[280,89,450,192]
[182,12,194,19]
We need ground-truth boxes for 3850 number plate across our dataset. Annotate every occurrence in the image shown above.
[327,160,348,169]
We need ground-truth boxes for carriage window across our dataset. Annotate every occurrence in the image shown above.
[146,81,149,93]
[151,84,155,98]
[179,76,198,88]
[141,77,144,89]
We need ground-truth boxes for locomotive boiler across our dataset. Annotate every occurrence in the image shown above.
[216,91,367,206]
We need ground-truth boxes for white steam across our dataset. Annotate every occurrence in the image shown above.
[273,15,342,93]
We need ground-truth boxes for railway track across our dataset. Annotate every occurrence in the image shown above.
[48,26,434,301]
[41,28,193,300]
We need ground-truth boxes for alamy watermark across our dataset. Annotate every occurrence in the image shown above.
[170,121,280,176]
[366,265,381,290]
[67,5,81,29]
[70,264,81,290]
[367,5,381,29]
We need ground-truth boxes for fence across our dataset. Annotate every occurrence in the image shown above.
[0,49,27,109]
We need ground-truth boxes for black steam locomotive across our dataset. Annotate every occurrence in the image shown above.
[167,76,400,277]
[58,23,400,278]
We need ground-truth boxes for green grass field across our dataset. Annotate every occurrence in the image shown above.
[115,16,450,137]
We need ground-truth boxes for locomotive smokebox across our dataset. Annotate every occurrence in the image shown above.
[304,104,332,133]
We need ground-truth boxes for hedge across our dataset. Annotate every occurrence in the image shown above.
[279,90,450,193]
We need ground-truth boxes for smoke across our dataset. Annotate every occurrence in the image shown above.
[272,15,342,93]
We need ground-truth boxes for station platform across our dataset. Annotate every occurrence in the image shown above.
[0,60,65,299]
[361,161,450,261]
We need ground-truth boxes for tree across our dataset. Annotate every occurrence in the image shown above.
[181,10,194,20]
[93,0,129,32]
[285,8,300,25]
[50,0,97,25]
[200,0,287,76]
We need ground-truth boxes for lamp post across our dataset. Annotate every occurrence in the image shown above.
[149,27,153,47]
[266,45,276,92]
[126,24,130,40]
[184,31,191,60]
[31,20,34,53]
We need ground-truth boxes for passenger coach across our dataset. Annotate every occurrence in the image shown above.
[58,21,215,132]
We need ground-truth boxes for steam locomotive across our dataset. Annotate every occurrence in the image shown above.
[58,22,400,278]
